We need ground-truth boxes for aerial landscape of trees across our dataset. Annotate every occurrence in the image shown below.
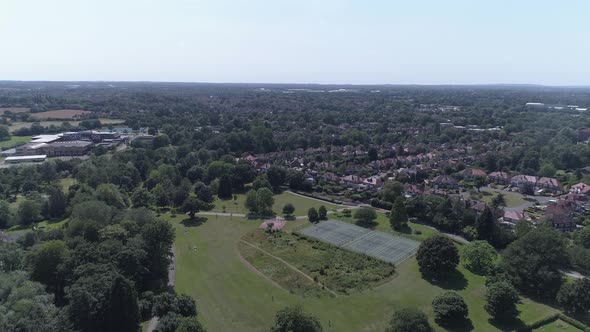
[2,82,590,331]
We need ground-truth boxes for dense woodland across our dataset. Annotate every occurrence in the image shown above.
[2,82,590,331]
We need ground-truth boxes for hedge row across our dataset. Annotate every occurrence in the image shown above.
[291,191,344,205]
[370,199,393,210]
[518,313,590,332]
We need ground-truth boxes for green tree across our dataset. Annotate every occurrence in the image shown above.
[0,125,11,141]
[514,219,534,239]
[252,175,272,191]
[474,206,496,243]
[0,271,72,332]
[25,240,69,300]
[501,228,567,298]
[245,189,258,214]
[462,240,497,275]
[0,241,24,272]
[256,188,274,215]
[432,291,468,325]
[282,203,295,216]
[182,197,204,219]
[557,278,590,317]
[416,235,459,279]
[389,197,408,230]
[106,274,140,332]
[386,308,431,332]
[484,281,519,320]
[217,174,233,199]
[491,194,505,208]
[308,207,319,223]
[67,266,139,332]
[96,183,127,209]
[381,181,403,203]
[353,208,377,225]
[573,227,590,249]
[48,186,67,219]
[270,305,323,332]
[17,199,42,225]
[131,187,153,208]
[142,220,175,289]
[318,205,327,220]
[266,166,287,188]
[0,200,12,228]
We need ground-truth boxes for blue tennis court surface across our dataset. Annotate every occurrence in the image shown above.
[298,219,419,265]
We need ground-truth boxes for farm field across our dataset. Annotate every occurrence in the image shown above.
[533,319,583,332]
[0,136,31,150]
[29,109,91,119]
[211,191,341,216]
[0,107,30,114]
[170,212,557,332]
[8,118,124,132]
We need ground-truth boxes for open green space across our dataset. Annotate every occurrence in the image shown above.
[478,190,528,208]
[331,210,439,242]
[59,177,77,191]
[533,319,583,332]
[0,136,31,150]
[4,218,68,235]
[241,229,395,295]
[170,214,557,332]
[211,191,341,216]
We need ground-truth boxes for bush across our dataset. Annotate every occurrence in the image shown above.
[386,308,431,332]
[432,291,468,325]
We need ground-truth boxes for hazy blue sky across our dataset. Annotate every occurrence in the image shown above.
[1,0,589,85]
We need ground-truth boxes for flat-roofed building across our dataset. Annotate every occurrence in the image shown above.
[5,155,47,163]
[44,141,93,156]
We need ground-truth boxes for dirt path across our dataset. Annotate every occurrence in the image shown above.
[239,239,338,297]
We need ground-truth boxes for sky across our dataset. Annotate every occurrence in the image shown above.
[1,0,589,85]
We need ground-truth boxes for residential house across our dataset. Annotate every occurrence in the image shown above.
[511,175,538,189]
[536,177,562,194]
[503,211,525,224]
[545,202,577,232]
[431,175,459,189]
[570,183,590,197]
[460,168,487,181]
[488,171,511,185]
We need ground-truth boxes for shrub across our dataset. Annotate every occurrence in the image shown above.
[432,291,468,325]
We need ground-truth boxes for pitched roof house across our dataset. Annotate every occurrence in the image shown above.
[488,171,511,185]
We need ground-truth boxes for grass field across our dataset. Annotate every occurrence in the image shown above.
[479,190,527,208]
[4,218,68,235]
[29,109,91,120]
[211,191,341,216]
[533,319,583,332]
[59,177,77,191]
[171,212,557,332]
[8,118,124,132]
[0,136,31,150]
[330,210,439,242]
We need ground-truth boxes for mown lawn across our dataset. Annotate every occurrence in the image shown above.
[0,136,31,150]
[332,210,439,242]
[533,319,583,332]
[479,190,527,208]
[210,191,341,216]
[170,214,557,332]
[4,218,69,235]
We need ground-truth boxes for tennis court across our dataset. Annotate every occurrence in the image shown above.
[299,219,419,265]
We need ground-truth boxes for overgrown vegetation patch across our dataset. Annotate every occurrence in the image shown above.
[241,229,396,295]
